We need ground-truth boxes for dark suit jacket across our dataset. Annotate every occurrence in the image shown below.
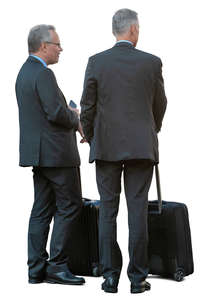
[15,56,80,167]
[80,42,167,163]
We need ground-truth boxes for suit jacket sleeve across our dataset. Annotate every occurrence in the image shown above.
[80,57,97,142]
[153,59,167,133]
[36,68,79,130]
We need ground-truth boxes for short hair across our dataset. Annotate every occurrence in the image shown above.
[112,8,138,36]
[28,24,55,53]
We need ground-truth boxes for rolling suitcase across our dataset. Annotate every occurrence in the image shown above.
[67,198,101,277]
[68,166,194,281]
[148,165,194,281]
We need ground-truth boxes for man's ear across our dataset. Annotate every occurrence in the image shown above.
[40,42,47,53]
[129,24,134,35]
[130,24,137,36]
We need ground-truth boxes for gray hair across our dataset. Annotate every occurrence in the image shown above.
[112,8,138,36]
[28,24,55,53]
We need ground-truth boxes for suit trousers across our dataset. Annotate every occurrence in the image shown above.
[28,166,82,280]
[96,159,153,283]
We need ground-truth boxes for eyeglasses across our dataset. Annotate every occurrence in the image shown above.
[45,42,62,49]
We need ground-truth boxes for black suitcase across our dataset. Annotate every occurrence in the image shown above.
[148,165,194,281]
[67,198,101,277]
[68,166,194,281]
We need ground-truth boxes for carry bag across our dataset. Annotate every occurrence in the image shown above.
[68,165,194,281]
[148,165,194,281]
[67,198,101,276]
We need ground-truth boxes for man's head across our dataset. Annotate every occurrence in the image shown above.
[112,8,139,47]
[28,24,62,65]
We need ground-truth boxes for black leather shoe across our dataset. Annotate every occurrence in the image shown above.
[44,270,85,285]
[101,276,119,293]
[131,281,151,293]
[28,278,44,284]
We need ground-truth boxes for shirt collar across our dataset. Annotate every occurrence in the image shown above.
[116,40,133,46]
[30,55,47,67]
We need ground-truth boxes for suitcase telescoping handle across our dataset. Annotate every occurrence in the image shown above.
[155,164,162,214]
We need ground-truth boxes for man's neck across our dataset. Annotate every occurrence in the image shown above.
[116,39,133,45]
[30,53,48,67]
[30,52,48,65]
[116,35,136,47]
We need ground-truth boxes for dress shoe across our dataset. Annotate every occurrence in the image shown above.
[101,276,119,293]
[28,278,44,284]
[131,280,151,293]
[44,270,85,285]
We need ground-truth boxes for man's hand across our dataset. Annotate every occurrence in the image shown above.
[80,137,88,144]
[69,105,80,117]
[78,121,87,143]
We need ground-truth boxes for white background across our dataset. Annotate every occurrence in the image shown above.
[1,0,207,298]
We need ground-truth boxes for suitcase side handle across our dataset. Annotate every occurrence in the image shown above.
[155,164,162,214]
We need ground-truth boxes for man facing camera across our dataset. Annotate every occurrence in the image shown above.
[15,25,85,285]
[80,9,167,293]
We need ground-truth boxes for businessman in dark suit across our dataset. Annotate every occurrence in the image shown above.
[80,9,167,293]
[15,25,85,285]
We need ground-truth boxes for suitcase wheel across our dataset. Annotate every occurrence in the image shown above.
[174,268,185,282]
